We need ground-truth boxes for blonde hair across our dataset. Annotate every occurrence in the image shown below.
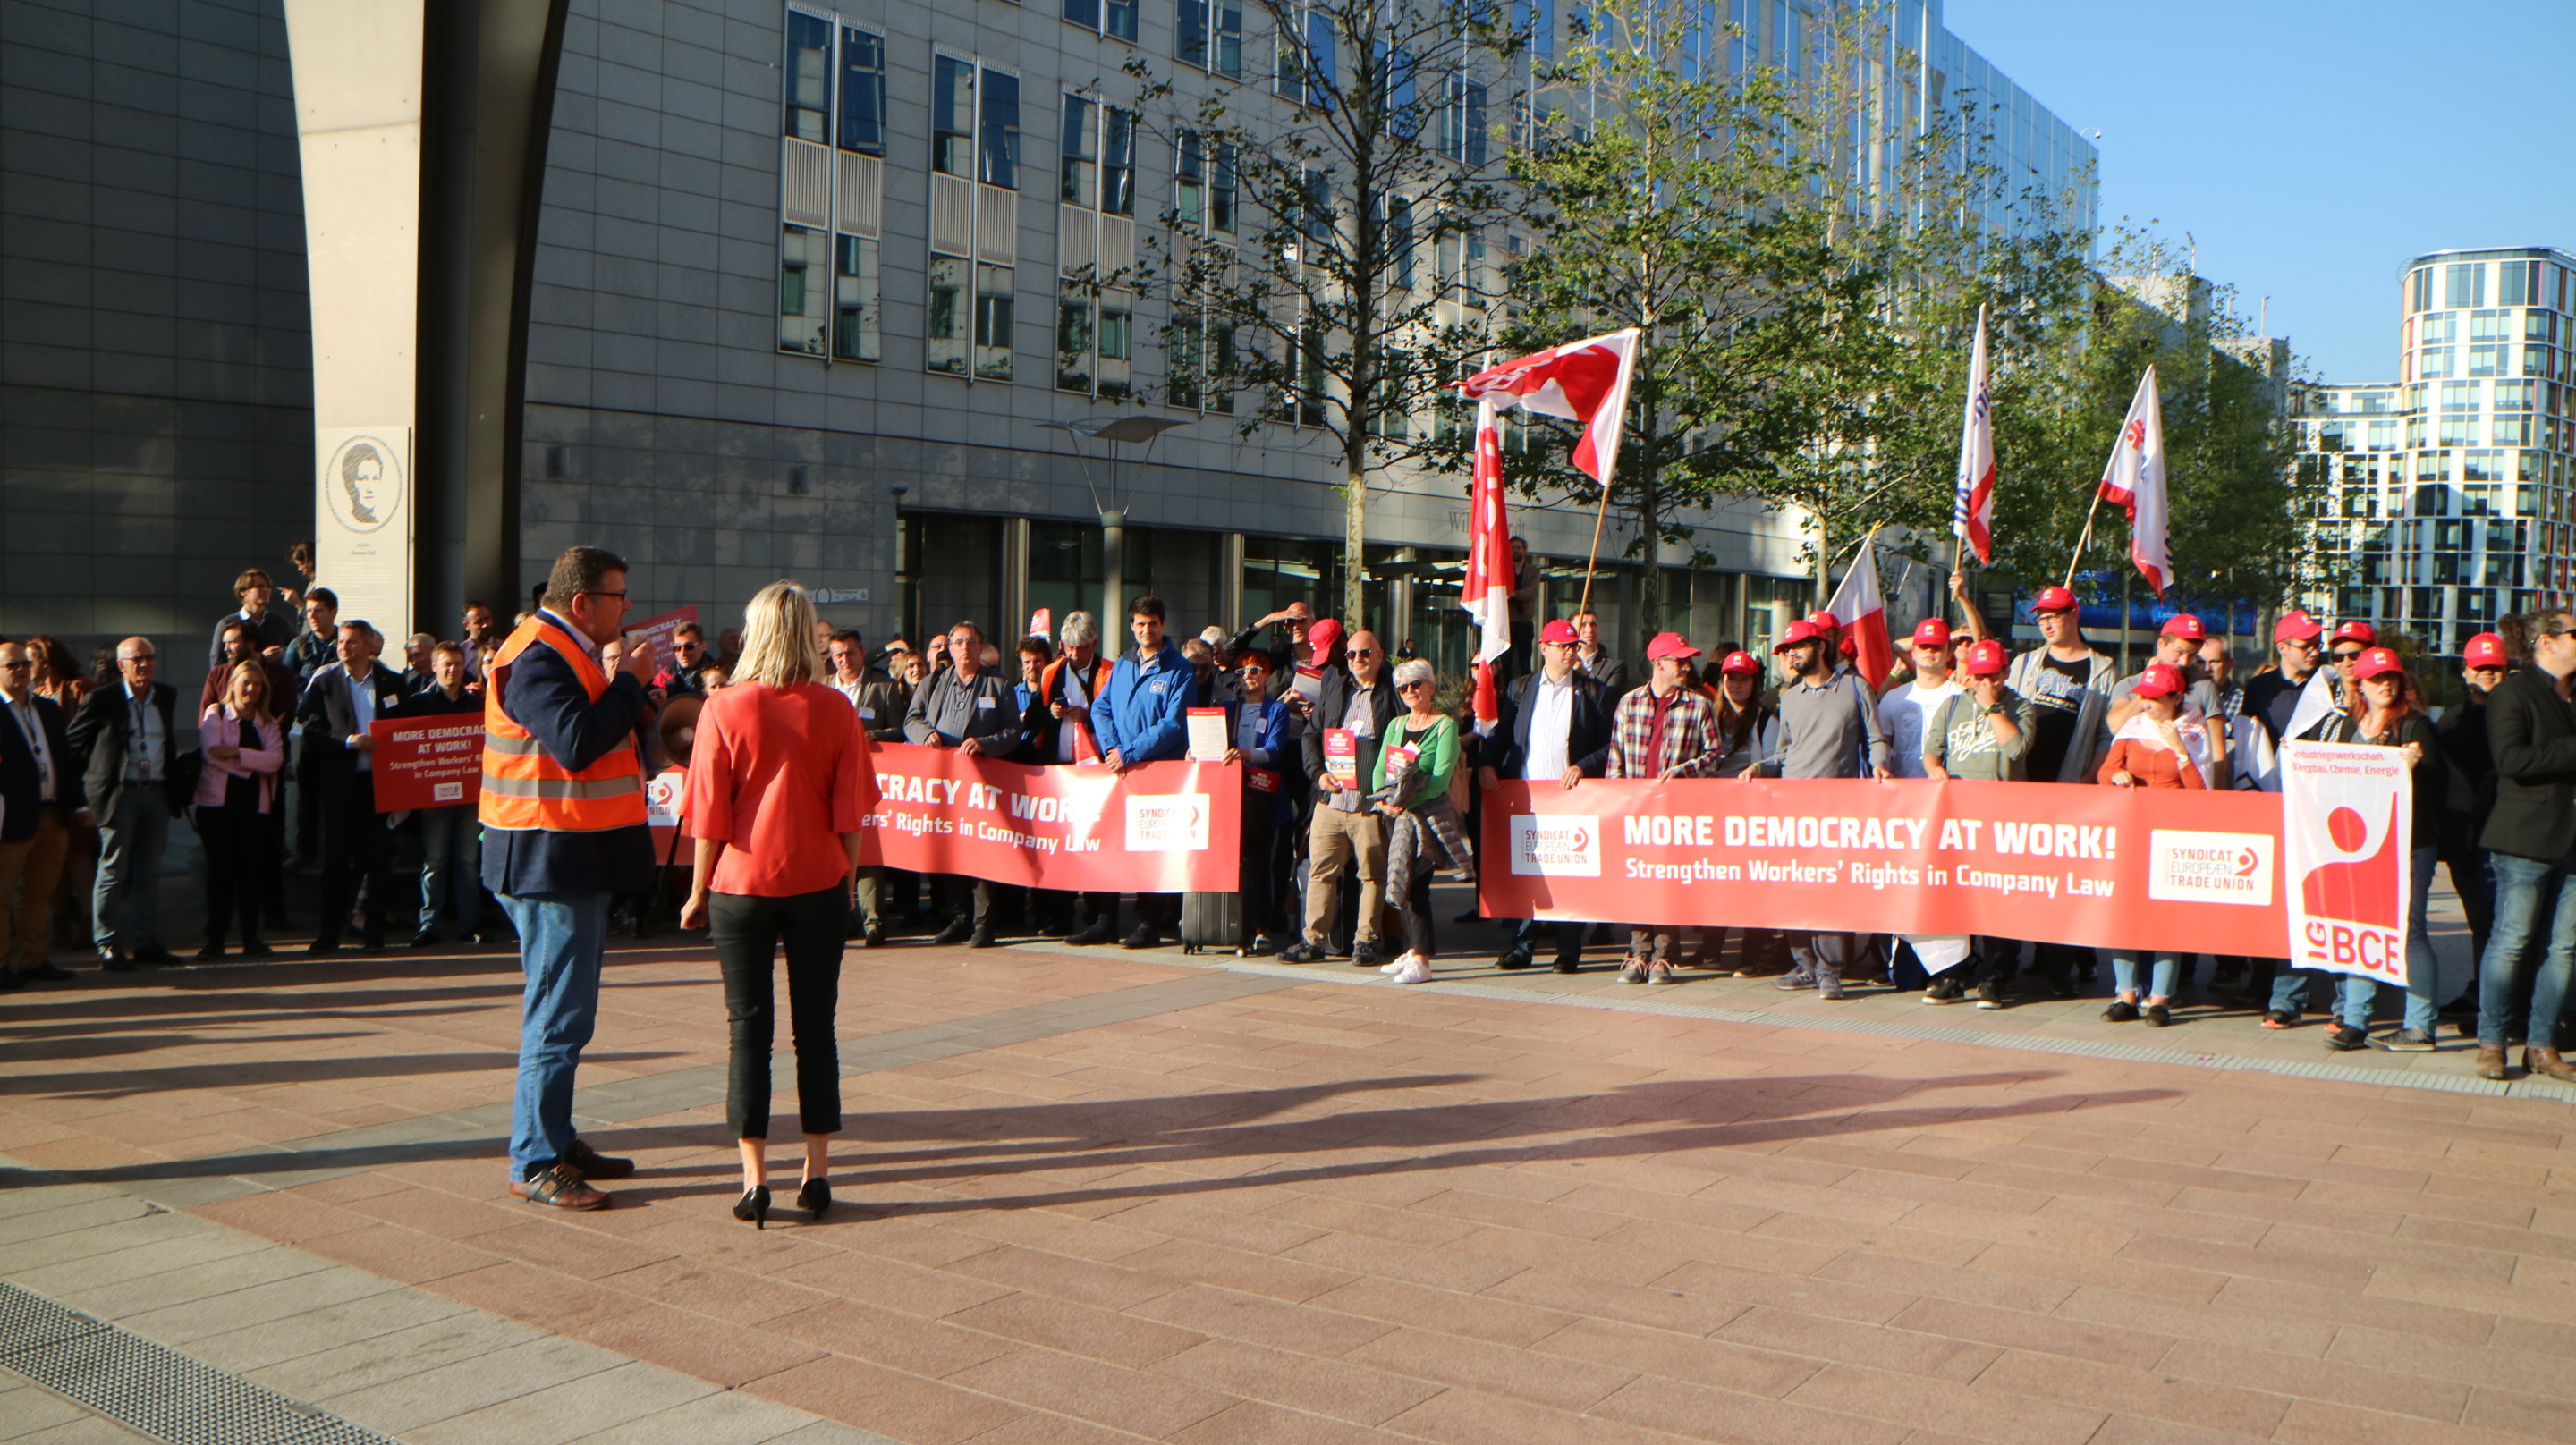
[225,660,277,724]
[733,581,826,688]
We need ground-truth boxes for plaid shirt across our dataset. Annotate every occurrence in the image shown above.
[1606,684,1723,779]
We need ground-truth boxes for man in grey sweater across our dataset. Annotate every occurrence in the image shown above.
[1747,620,1888,999]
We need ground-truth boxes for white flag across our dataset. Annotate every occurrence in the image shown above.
[1951,303,1996,564]
[2097,366,2170,597]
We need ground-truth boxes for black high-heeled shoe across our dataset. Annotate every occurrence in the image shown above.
[796,1179,830,1221]
[733,1185,771,1230]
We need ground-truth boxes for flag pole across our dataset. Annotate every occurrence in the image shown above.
[2062,488,2105,592]
[1576,475,1614,617]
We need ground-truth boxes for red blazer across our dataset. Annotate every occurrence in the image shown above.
[682,680,877,897]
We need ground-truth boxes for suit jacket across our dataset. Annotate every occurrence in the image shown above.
[295,663,411,801]
[1487,670,1613,782]
[0,692,85,841]
[2479,668,2576,864]
[67,680,178,819]
[1299,666,1402,792]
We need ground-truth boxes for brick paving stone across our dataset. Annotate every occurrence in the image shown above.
[8,934,2576,1445]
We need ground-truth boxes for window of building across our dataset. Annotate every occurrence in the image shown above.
[2464,450,2505,483]
[1174,131,1238,235]
[2496,382,2534,413]
[2525,345,2552,378]
[2414,483,2452,517]
[2446,262,2486,309]
[2440,418,2478,447]
[1276,4,1336,108]
[1064,0,1139,43]
[780,9,886,362]
[2470,346,2509,377]
[928,55,1022,380]
[2409,266,2432,314]
[2441,381,2479,412]
[2529,309,2560,343]
[2420,347,2453,379]
[2471,309,2510,343]
[2420,313,2456,345]
[1439,75,1488,165]
[2502,258,2540,308]
[2462,480,2500,514]
[2496,416,2536,447]
[1057,97,1140,399]
[2368,418,2398,451]
[1178,0,1243,75]
[2417,451,2451,482]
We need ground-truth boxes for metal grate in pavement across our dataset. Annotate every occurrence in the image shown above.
[0,1280,397,1445]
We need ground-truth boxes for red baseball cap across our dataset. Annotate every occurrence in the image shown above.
[2159,613,2207,642]
[2331,620,2377,646]
[2352,646,2407,681]
[1964,639,2008,677]
[1645,631,1701,662]
[2463,632,2509,668]
[2131,662,2186,698]
[1306,617,1343,655]
[2273,609,2322,642]
[1718,650,1761,676]
[1538,618,1579,645]
[2030,586,2078,614]
[1911,618,1951,649]
[1806,610,1841,631]
[1772,620,1822,654]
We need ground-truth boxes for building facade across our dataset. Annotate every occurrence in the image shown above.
[3,0,2097,700]
[2295,247,2576,654]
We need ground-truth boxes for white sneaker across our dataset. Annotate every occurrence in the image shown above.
[1392,955,1434,984]
[1380,950,1420,975]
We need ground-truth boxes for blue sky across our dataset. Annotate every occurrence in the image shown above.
[1945,0,2576,385]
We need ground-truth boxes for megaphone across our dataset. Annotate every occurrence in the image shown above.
[657,694,705,768]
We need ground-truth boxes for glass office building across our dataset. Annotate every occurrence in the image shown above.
[2295,248,2576,654]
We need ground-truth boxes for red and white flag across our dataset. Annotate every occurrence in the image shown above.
[1950,302,1996,565]
[1453,327,1640,491]
[1459,399,1514,665]
[1452,327,1640,680]
[2097,366,2171,597]
[1826,538,1894,686]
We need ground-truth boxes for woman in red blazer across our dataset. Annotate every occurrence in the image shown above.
[681,582,877,1227]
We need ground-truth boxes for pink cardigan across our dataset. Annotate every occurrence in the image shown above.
[196,706,286,812]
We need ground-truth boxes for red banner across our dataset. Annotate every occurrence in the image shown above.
[860,744,1241,892]
[368,716,485,812]
[626,605,699,672]
[1480,778,2286,954]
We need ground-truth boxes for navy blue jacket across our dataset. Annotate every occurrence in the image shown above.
[0,693,84,841]
[479,613,656,898]
[1488,670,1614,781]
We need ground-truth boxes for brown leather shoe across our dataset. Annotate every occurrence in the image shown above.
[510,1162,611,1211]
[2523,1047,2576,1084]
[2475,1045,2510,1081]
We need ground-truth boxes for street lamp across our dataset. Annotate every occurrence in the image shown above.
[1038,416,1189,624]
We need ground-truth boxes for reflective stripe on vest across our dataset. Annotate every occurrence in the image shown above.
[479,614,647,833]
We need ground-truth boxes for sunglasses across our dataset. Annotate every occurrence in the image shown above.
[2329,649,2364,662]
[1349,648,1378,658]
[1397,680,1430,690]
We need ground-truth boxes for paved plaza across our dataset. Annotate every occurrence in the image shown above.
[4,890,2574,1445]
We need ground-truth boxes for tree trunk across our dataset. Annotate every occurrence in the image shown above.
[1343,455,1368,627]
[1636,482,1662,644]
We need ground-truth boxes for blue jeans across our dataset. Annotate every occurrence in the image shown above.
[504,891,610,1179]
[92,786,169,952]
[2479,854,2576,1048]
[417,806,483,935]
[2339,845,2445,1033]
[2111,951,2179,1000]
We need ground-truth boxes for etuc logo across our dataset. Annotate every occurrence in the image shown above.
[1124,794,1209,852]
[2146,830,2273,906]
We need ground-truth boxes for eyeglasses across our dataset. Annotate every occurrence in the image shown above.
[122,654,156,663]
[1397,680,1431,691]
[583,589,628,603]
[2282,637,2319,650]
[1348,648,1378,659]
[2329,649,2364,662]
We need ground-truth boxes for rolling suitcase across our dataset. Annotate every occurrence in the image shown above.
[1180,891,1247,956]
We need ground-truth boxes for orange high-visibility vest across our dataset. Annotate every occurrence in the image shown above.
[478,614,647,833]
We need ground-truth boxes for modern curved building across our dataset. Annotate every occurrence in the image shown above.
[2296,247,2576,654]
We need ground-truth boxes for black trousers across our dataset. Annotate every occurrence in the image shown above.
[198,804,276,945]
[317,773,390,943]
[936,873,992,927]
[1395,869,1436,956]
[712,886,845,1139]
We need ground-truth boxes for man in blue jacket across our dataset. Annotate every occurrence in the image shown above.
[1094,595,1195,948]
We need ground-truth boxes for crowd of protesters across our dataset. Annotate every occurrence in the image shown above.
[7,545,2576,1098]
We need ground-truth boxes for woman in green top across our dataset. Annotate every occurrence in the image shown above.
[1372,658,1470,984]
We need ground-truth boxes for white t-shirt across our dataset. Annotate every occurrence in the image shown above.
[1877,677,1963,780]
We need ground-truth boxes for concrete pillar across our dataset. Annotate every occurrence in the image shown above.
[284,0,569,646]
